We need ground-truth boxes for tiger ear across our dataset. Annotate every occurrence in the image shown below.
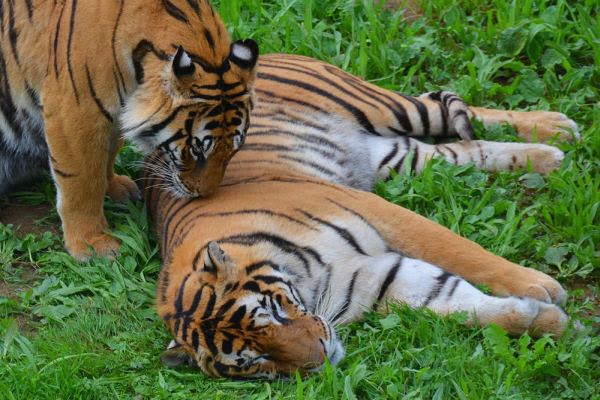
[229,39,259,70]
[172,46,195,78]
[160,340,195,368]
[204,241,235,277]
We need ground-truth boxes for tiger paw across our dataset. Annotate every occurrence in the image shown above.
[107,174,141,203]
[528,301,568,337]
[524,144,564,174]
[66,232,121,261]
[514,111,580,142]
[497,267,567,305]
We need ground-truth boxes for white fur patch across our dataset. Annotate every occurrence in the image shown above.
[178,50,193,69]
[232,44,253,61]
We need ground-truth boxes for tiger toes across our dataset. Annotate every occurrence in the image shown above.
[514,111,580,142]
[525,145,564,175]
[495,298,568,337]
[495,267,567,305]
[66,233,120,261]
[107,175,141,203]
[528,302,569,337]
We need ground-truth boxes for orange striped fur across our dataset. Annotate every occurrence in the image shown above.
[0,0,258,259]
[146,54,576,379]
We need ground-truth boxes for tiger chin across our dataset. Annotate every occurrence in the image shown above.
[0,0,258,260]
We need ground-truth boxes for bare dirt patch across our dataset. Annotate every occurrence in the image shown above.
[0,202,59,236]
[570,281,600,328]
[0,265,40,334]
[381,0,423,21]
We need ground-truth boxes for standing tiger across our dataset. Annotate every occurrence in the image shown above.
[0,0,258,259]
[145,54,577,379]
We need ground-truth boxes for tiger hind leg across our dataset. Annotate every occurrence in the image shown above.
[377,255,568,336]
[468,107,580,143]
[371,136,564,178]
[106,137,141,203]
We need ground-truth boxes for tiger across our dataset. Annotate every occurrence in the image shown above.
[0,0,258,260]
[143,53,577,379]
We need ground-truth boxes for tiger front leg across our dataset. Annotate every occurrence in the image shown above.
[377,255,568,336]
[44,106,120,260]
[349,192,567,305]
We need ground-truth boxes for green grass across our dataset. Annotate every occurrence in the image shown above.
[1,0,599,398]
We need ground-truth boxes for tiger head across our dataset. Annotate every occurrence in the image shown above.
[159,242,344,379]
[122,33,259,198]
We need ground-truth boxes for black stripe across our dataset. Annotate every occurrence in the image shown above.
[194,81,245,93]
[245,260,281,275]
[410,146,419,172]
[25,83,40,109]
[190,209,315,230]
[250,128,343,153]
[53,168,77,178]
[221,332,234,354]
[7,0,20,65]
[278,154,339,178]
[228,305,246,325]
[215,298,237,319]
[300,210,368,255]
[159,269,169,303]
[260,61,383,113]
[257,72,379,135]
[0,2,4,33]
[85,65,113,122]
[253,275,288,286]
[255,88,322,112]
[440,144,458,163]
[186,0,200,15]
[324,197,382,235]
[242,281,261,293]
[111,1,127,94]
[438,102,448,137]
[217,232,325,276]
[400,94,430,136]
[132,39,169,84]
[447,278,461,298]
[182,285,205,317]
[112,68,125,106]
[137,105,193,138]
[53,4,66,78]
[331,270,359,323]
[0,46,21,136]
[200,320,219,355]
[423,272,453,306]
[174,273,191,314]
[191,329,199,350]
[24,0,33,20]
[162,198,195,250]
[376,261,402,304]
[378,143,399,170]
[322,65,413,132]
[204,29,215,51]
[163,0,189,23]
[66,0,80,103]
[201,291,217,319]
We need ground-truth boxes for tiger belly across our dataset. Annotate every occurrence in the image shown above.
[0,90,47,193]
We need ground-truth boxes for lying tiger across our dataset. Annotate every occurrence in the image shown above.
[144,54,576,379]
